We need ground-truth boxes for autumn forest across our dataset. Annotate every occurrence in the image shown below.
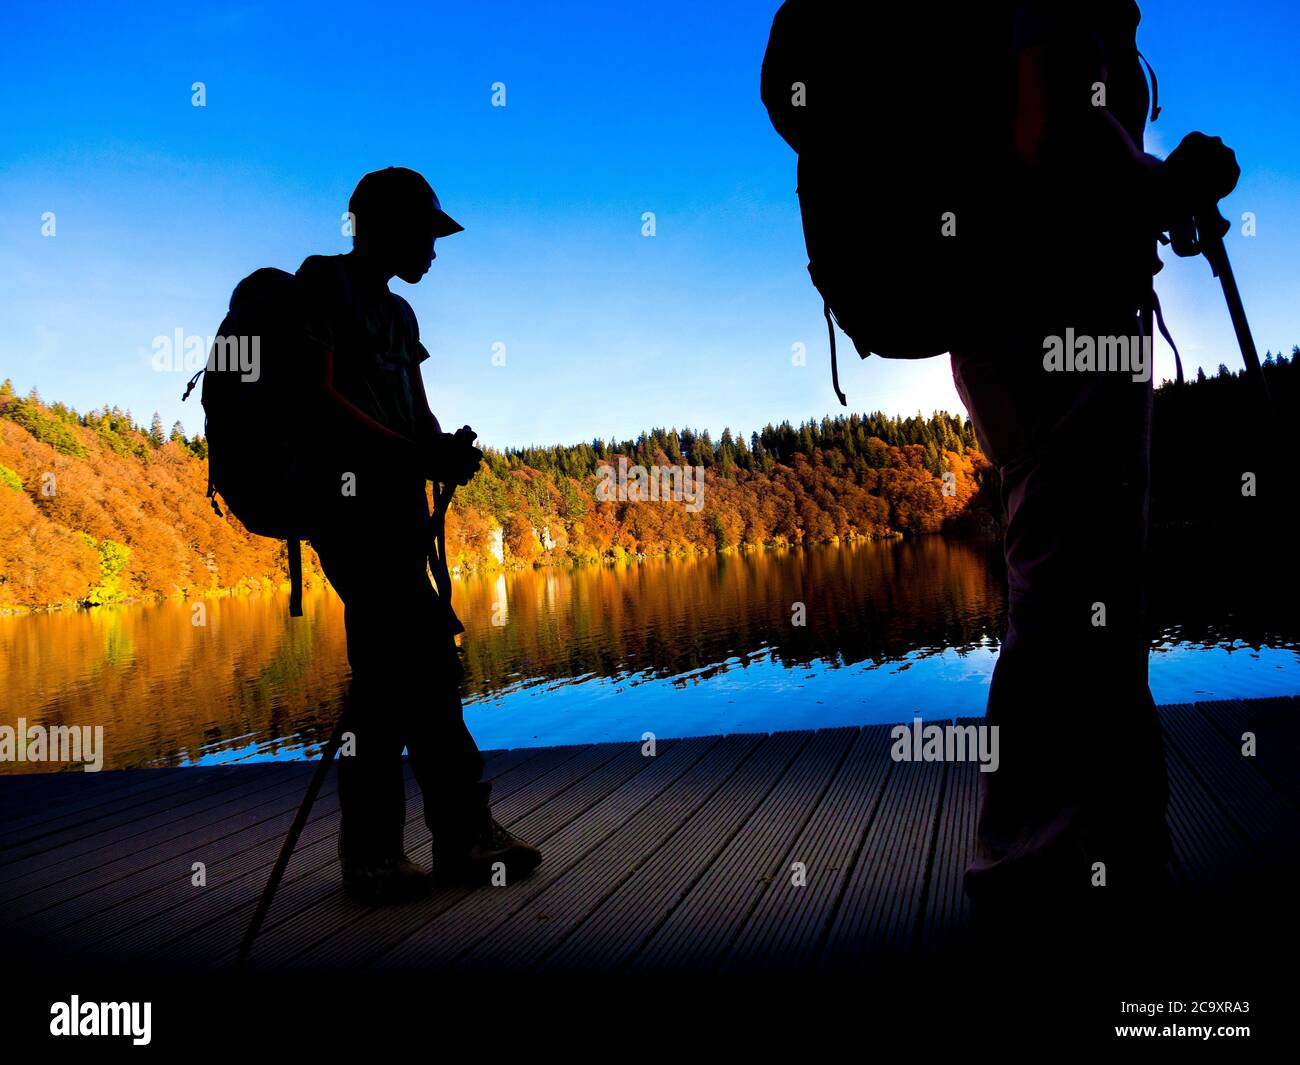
[2,346,1294,613]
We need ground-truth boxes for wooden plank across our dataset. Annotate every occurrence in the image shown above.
[718,725,894,973]
[819,752,945,966]
[185,744,612,970]
[0,763,200,799]
[125,746,575,970]
[520,731,812,973]
[420,733,768,972]
[0,766,313,905]
[1160,703,1300,857]
[0,750,513,841]
[4,697,1297,978]
[247,739,649,970]
[1161,715,1265,886]
[0,764,282,867]
[376,736,729,971]
[1194,697,1300,809]
[0,766,225,846]
[275,739,691,971]
[20,750,525,954]
[922,753,979,951]
[5,765,329,942]
[627,727,857,973]
[23,748,542,965]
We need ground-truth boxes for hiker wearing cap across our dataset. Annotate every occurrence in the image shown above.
[298,167,541,902]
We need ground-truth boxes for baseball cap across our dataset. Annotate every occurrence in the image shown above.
[348,167,464,238]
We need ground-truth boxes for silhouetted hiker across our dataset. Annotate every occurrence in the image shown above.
[763,2,1239,935]
[298,167,541,902]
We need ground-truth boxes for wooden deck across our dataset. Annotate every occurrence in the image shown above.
[3,697,1298,977]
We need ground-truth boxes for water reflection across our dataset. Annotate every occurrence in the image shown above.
[456,537,1006,700]
[1,533,1295,772]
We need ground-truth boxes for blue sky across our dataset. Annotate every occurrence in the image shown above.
[1,0,1297,450]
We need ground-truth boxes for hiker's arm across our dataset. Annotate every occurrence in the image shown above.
[408,363,441,443]
[1013,38,1165,227]
[410,365,483,485]
[316,349,422,462]
[1015,30,1237,234]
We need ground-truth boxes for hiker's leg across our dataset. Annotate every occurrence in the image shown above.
[387,573,489,840]
[953,349,1091,910]
[313,522,416,863]
[371,497,542,883]
[953,317,1168,916]
[1069,320,1170,895]
[344,480,490,838]
[1014,351,1168,894]
[336,674,408,862]
[409,671,541,885]
[405,681,491,842]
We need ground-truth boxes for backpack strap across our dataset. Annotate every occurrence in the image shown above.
[287,538,303,617]
[824,300,848,407]
[206,475,223,517]
[1136,50,1161,123]
[1143,287,1183,385]
[181,367,204,401]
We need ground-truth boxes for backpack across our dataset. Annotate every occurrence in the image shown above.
[182,268,322,617]
[761,2,1160,402]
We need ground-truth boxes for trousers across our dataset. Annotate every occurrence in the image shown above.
[311,474,486,863]
[952,312,1171,911]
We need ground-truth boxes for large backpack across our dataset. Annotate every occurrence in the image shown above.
[761,2,1159,402]
[182,268,322,616]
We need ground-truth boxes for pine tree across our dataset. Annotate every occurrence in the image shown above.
[696,429,714,467]
[666,429,683,464]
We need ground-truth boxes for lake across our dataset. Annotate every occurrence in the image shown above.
[2,532,1296,773]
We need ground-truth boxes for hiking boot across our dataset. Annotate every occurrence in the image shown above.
[432,817,542,887]
[341,853,431,904]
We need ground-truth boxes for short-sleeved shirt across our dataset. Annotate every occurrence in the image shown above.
[296,254,430,444]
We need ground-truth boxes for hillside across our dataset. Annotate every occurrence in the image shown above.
[6,345,1290,614]
[0,381,994,612]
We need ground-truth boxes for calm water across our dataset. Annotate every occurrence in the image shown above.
[2,533,1297,773]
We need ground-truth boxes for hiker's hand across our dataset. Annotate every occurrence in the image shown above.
[425,429,481,486]
[449,426,482,486]
[1161,132,1240,219]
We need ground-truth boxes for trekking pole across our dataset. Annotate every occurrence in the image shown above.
[1195,205,1272,411]
[429,446,465,634]
[237,706,351,967]
[1186,202,1280,526]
